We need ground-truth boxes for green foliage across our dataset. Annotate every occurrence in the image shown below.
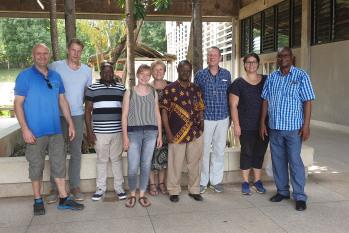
[141,21,167,53]
[0,105,13,117]
[0,18,51,68]
[0,68,22,82]
[116,0,172,19]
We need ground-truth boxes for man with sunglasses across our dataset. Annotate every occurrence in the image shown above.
[260,47,315,211]
[47,38,92,203]
[14,44,84,215]
[161,60,206,203]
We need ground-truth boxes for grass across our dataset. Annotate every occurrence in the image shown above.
[0,68,23,82]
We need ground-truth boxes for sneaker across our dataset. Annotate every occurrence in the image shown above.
[33,199,45,215]
[252,180,266,194]
[58,197,84,210]
[46,189,58,204]
[210,183,224,192]
[242,182,251,195]
[116,188,127,200]
[200,185,207,194]
[71,187,85,201]
[92,189,105,201]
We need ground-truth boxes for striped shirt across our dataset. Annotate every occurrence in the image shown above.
[261,66,315,130]
[85,81,126,133]
[194,67,231,121]
[127,86,157,127]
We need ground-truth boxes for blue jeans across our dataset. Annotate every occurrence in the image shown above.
[269,129,307,201]
[127,129,158,192]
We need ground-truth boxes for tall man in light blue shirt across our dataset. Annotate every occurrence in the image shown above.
[47,39,92,203]
[195,46,231,193]
[260,47,315,211]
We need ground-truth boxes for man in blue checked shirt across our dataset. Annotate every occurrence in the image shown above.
[260,47,315,211]
[194,46,231,194]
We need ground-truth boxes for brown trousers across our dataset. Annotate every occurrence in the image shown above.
[167,135,204,195]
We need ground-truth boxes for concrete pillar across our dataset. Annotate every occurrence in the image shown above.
[231,17,237,81]
[300,0,311,72]
[235,17,241,78]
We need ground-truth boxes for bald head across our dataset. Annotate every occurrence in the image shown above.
[31,43,51,69]
[32,44,50,54]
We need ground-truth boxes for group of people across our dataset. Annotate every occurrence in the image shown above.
[14,40,314,215]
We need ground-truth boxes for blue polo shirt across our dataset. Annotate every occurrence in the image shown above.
[194,67,231,121]
[261,66,315,130]
[14,65,65,137]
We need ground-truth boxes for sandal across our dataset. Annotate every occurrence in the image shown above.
[125,196,136,208]
[148,184,159,196]
[139,197,151,207]
[158,183,168,195]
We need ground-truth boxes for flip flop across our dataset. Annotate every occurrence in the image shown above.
[139,197,151,207]
[158,183,168,195]
[148,184,159,196]
[125,196,136,207]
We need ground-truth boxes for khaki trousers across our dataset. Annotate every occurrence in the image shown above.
[167,135,204,195]
[94,133,124,191]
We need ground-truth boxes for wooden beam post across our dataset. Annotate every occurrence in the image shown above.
[192,0,203,74]
[126,0,135,87]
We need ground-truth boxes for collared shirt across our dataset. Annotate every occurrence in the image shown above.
[85,81,125,133]
[160,80,205,144]
[14,65,65,137]
[194,66,231,121]
[261,66,315,130]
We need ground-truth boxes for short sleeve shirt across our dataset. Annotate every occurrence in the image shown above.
[14,65,65,137]
[228,75,267,130]
[49,60,92,116]
[261,66,315,130]
[160,80,205,144]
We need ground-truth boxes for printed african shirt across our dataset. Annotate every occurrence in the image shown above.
[160,80,205,144]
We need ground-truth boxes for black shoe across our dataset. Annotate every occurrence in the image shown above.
[33,202,45,215]
[189,193,203,201]
[170,195,179,203]
[270,193,290,202]
[296,201,307,211]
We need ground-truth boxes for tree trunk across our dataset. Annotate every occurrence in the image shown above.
[50,0,60,61]
[126,0,135,87]
[192,0,203,74]
[110,19,143,65]
[64,0,76,44]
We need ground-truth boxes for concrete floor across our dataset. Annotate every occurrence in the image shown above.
[0,124,349,233]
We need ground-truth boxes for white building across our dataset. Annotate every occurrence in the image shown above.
[166,21,234,80]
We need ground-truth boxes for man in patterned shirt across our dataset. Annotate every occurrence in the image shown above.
[260,47,315,211]
[194,46,231,193]
[161,60,205,203]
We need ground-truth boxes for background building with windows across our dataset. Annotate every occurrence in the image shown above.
[238,0,349,128]
[167,0,349,128]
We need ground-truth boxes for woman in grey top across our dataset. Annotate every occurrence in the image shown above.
[122,64,162,208]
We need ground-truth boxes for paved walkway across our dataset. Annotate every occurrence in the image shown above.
[1,124,349,233]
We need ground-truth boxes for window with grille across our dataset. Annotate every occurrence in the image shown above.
[241,0,302,57]
[312,0,349,44]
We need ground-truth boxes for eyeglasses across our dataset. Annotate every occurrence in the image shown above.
[179,68,192,73]
[277,54,292,59]
[245,61,258,65]
[44,77,52,89]
[100,70,114,74]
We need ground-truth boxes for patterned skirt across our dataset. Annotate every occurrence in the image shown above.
[151,126,168,170]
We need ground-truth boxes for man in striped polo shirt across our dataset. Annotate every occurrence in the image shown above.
[85,63,127,201]
[260,47,315,211]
